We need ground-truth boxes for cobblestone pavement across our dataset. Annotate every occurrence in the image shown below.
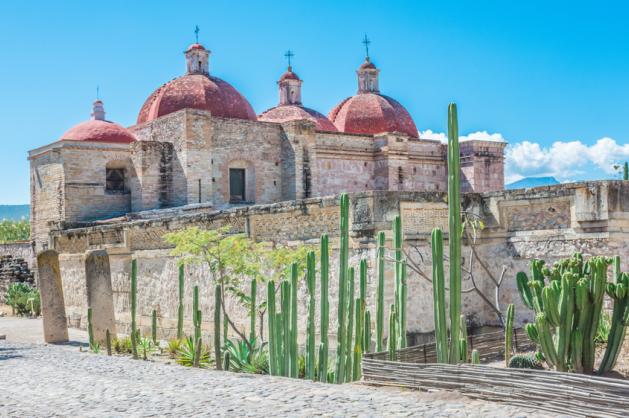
[0,318,546,417]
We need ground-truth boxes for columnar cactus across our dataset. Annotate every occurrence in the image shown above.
[193,285,201,345]
[290,263,298,378]
[305,251,316,380]
[504,304,514,367]
[249,279,257,346]
[214,284,222,370]
[387,304,397,361]
[177,264,184,340]
[131,259,138,360]
[151,309,157,345]
[447,103,462,365]
[431,228,448,363]
[105,328,112,356]
[319,234,329,382]
[345,267,355,381]
[624,161,628,181]
[352,297,363,381]
[399,262,408,349]
[87,307,95,350]
[376,231,385,352]
[364,309,371,353]
[392,215,406,349]
[516,254,629,374]
[334,193,349,384]
[471,349,480,365]
[266,280,276,375]
[459,314,468,362]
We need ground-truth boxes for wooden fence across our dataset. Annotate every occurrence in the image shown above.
[362,359,629,417]
[364,327,533,363]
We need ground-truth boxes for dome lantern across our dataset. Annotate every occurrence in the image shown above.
[185,43,210,75]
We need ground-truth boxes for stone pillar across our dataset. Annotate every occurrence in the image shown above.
[85,250,117,342]
[37,250,68,343]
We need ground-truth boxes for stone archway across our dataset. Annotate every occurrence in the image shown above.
[85,250,117,342]
[37,250,69,343]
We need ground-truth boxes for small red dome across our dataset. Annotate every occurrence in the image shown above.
[60,120,136,143]
[328,93,418,138]
[259,105,338,131]
[137,74,257,124]
[186,43,206,51]
[279,67,300,82]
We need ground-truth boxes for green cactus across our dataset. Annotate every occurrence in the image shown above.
[399,262,408,349]
[459,314,468,362]
[290,262,298,378]
[352,297,363,381]
[177,264,184,340]
[214,284,222,370]
[471,349,480,365]
[334,193,349,384]
[364,309,371,353]
[387,304,397,361]
[266,280,276,375]
[87,307,95,350]
[151,309,157,345]
[599,268,629,374]
[447,103,462,364]
[319,234,329,382]
[223,350,231,372]
[306,251,316,380]
[376,231,385,352]
[345,267,355,381]
[105,328,112,356]
[624,161,628,180]
[504,304,514,367]
[392,215,406,349]
[131,259,138,360]
[281,279,291,377]
[193,285,201,345]
[431,228,448,363]
[249,279,257,346]
[508,353,543,369]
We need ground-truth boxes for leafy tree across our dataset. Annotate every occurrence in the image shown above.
[0,218,30,243]
[163,226,312,350]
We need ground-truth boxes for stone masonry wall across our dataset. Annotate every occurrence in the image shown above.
[47,181,629,345]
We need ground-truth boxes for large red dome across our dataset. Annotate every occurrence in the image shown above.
[259,105,337,131]
[328,93,418,138]
[137,74,257,124]
[60,119,136,144]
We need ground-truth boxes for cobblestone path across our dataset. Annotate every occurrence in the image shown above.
[0,319,545,417]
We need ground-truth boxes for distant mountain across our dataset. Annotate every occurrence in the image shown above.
[506,177,560,190]
[0,205,30,220]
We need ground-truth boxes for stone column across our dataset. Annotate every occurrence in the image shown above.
[85,250,117,342]
[37,250,68,343]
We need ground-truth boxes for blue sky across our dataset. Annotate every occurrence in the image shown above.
[1,1,628,203]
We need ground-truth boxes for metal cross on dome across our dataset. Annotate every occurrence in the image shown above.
[362,34,371,58]
[194,25,200,43]
[284,50,295,67]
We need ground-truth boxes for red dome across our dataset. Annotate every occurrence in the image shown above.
[137,74,257,124]
[259,105,338,131]
[279,67,300,82]
[186,43,206,51]
[328,93,418,138]
[60,120,136,144]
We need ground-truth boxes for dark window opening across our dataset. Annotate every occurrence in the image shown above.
[229,168,246,203]
[106,168,126,192]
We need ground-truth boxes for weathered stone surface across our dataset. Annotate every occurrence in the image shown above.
[85,250,116,342]
[37,250,68,343]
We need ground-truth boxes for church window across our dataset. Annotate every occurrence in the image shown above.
[229,168,246,203]
[106,168,126,192]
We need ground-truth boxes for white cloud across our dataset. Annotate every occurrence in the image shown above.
[420,130,629,183]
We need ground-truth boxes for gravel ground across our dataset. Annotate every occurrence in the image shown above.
[0,318,548,417]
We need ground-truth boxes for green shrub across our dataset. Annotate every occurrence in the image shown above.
[176,336,211,368]
[112,336,133,354]
[0,219,30,243]
[508,353,544,370]
[5,282,40,316]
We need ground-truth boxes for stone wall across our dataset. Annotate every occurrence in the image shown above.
[0,242,35,303]
[45,181,629,344]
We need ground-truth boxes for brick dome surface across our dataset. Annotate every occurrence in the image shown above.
[60,119,136,143]
[259,105,338,131]
[328,93,418,138]
[137,74,257,124]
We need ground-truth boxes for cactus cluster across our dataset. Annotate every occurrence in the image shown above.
[508,353,543,370]
[429,103,464,364]
[517,253,629,374]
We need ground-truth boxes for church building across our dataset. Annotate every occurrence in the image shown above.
[28,41,505,251]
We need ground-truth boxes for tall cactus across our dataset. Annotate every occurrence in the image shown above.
[447,102,462,364]
[431,228,448,363]
[305,251,316,380]
[214,284,222,370]
[504,304,514,367]
[290,262,299,378]
[624,161,628,180]
[387,304,397,361]
[376,231,385,352]
[352,297,363,381]
[193,285,201,344]
[459,314,468,362]
[334,193,349,384]
[87,307,95,350]
[345,267,355,381]
[105,328,112,356]
[399,262,408,349]
[249,279,257,346]
[281,279,291,377]
[177,264,184,340]
[392,215,406,349]
[151,309,157,345]
[266,280,276,375]
[319,234,329,382]
[364,309,371,353]
[599,260,629,374]
[130,259,138,360]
